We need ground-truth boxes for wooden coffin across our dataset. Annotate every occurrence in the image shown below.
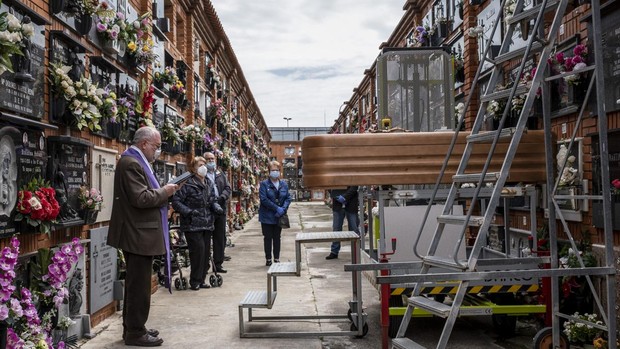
[301,131,548,188]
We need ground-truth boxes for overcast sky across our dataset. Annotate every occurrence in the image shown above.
[213,1,406,128]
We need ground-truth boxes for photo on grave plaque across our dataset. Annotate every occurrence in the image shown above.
[0,126,19,236]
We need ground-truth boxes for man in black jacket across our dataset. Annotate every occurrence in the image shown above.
[326,186,360,260]
[204,151,232,273]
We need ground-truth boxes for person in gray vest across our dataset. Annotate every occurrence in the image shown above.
[204,151,232,273]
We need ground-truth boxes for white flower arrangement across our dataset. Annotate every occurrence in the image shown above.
[487,99,506,120]
[455,102,465,117]
[57,316,76,330]
[0,12,35,74]
[504,0,517,21]
[467,25,484,38]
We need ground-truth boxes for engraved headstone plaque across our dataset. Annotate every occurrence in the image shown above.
[91,147,117,223]
[89,226,117,314]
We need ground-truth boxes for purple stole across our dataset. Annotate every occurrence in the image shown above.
[122,147,172,293]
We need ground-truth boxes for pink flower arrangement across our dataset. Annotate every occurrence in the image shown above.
[548,44,588,84]
[0,237,70,349]
[78,186,103,211]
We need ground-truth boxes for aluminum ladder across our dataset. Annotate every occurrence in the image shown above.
[390,0,617,348]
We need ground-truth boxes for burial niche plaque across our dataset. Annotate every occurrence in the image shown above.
[47,136,93,227]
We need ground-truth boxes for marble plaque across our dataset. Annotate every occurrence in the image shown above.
[47,136,91,226]
[89,226,117,314]
[0,123,46,237]
[91,147,117,223]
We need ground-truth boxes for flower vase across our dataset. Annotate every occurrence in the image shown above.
[568,83,587,106]
[102,40,120,55]
[81,209,98,224]
[75,14,93,36]
[438,22,449,38]
[176,94,185,105]
[168,90,179,100]
[118,41,127,57]
[106,121,121,139]
[51,0,66,14]
[52,97,67,122]
[519,19,531,40]
[154,80,164,90]
[455,68,465,84]
[458,4,464,19]
[0,322,6,349]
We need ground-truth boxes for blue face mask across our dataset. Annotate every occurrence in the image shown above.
[269,170,280,179]
[206,162,216,171]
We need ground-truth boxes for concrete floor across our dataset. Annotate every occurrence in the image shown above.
[78,202,538,349]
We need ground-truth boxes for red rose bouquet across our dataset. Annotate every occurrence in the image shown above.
[15,178,60,235]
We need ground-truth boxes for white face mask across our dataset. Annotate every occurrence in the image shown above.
[153,148,161,161]
[197,165,208,177]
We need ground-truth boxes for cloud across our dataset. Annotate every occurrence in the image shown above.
[214,1,404,128]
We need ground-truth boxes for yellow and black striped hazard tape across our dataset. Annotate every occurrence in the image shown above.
[391,284,539,296]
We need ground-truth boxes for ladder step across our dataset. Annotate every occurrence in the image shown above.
[480,84,529,103]
[493,41,543,65]
[422,256,468,270]
[268,262,297,276]
[239,290,276,308]
[506,0,560,25]
[408,296,453,318]
[437,215,484,227]
[466,128,516,143]
[453,172,500,183]
[296,231,359,243]
[392,337,426,349]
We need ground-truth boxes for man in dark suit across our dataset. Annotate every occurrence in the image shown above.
[204,151,232,273]
[108,127,179,347]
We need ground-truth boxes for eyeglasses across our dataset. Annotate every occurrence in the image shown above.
[148,141,162,150]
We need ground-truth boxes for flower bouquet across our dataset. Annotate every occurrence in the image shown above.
[548,44,588,85]
[135,78,155,122]
[99,88,118,121]
[78,186,103,211]
[563,312,602,345]
[95,11,122,42]
[154,66,177,85]
[116,95,135,124]
[487,99,506,120]
[169,79,186,99]
[15,177,60,235]
[410,25,430,47]
[126,13,157,67]
[48,62,78,101]
[161,117,181,146]
[68,76,105,131]
[0,11,35,75]
[179,124,204,145]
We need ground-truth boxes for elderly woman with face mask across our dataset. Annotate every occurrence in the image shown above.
[258,160,291,266]
[172,156,224,290]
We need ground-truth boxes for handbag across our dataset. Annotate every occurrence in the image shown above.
[278,213,290,229]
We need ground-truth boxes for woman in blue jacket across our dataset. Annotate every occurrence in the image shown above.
[258,161,291,266]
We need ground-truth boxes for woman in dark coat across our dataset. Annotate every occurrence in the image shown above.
[171,156,223,290]
[258,160,291,266]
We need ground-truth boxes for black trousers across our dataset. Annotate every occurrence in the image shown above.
[212,214,227,269]
[184,230,213,286]
[123,251,154,339]
[261,223,282,260]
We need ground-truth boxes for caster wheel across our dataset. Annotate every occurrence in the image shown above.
[182,278,189,290]
[209,274,217,287]
[158,275,166,287]
[174,278,181,290]
[533,327,570,349]
[350,322,369,338]
[216,274,223,287]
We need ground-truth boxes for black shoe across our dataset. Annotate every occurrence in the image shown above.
[224,255,232,261]
[124,333,163,347]
[189,284,200,291]
[199,283,211,289]
[266,259,272,266]
[325,253,338,260]
[123,329,159,341]
[274,259,280,263]
[215,268,227,273]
